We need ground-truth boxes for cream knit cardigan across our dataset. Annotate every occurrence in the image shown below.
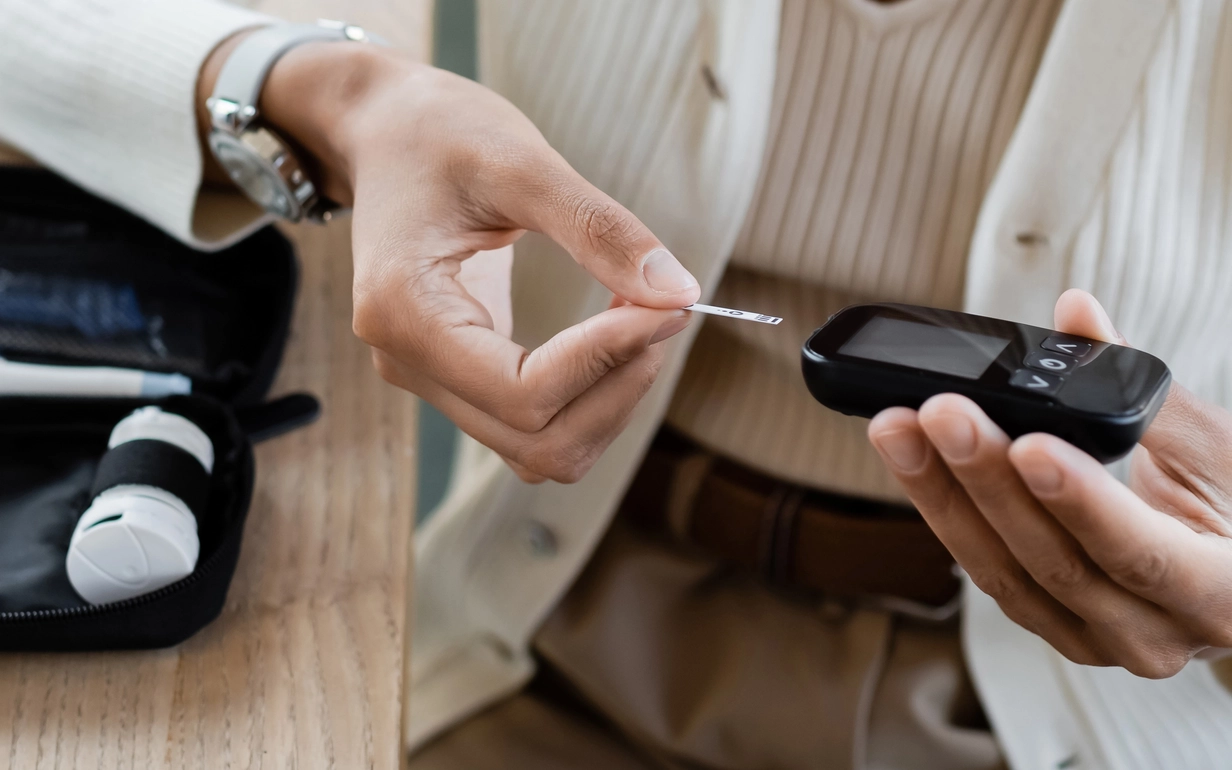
[3,1,1232,767]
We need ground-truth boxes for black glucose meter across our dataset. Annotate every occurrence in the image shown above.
[801,304,1171,463]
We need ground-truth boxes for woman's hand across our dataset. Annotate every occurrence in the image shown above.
[868,290,1232,678]
[201,36,699,483]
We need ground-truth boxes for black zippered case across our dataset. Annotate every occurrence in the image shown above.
[0,168,320,651]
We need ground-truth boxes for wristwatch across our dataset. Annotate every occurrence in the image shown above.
[206,20,382,222]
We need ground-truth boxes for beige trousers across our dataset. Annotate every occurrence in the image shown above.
[414,520,1003,769]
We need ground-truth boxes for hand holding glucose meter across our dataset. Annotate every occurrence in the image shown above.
[801,304,1171,463]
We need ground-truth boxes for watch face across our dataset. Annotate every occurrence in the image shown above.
[208,130,299,219]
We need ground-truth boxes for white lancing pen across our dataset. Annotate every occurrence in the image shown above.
[0,357,191,397]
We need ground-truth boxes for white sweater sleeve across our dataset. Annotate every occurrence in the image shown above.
[0,0,277,250]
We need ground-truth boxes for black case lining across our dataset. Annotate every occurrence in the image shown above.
[0,167,298,405]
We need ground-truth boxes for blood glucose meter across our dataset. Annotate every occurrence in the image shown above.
[801,304,1171,463]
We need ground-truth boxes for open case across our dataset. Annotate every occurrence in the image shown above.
[0,168,320,651]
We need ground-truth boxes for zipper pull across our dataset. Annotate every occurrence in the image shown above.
[234,392,320,443]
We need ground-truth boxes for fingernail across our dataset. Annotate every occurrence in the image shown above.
[1015,452,1064,494]
[875,430,927,472]
[928,413,977,460]
[650,311,691,344]
[641,248,699,296]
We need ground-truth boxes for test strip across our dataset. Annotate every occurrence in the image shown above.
[684,303,783,325]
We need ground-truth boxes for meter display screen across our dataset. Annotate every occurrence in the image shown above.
[838,316,1010,380]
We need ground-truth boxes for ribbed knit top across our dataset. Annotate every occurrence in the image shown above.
[668,0,1064,501]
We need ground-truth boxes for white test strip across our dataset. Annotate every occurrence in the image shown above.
[684,303,783,325]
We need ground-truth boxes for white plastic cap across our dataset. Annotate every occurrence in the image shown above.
[109,406,214,473]
[66,486,200,605]
[66,407,214,606]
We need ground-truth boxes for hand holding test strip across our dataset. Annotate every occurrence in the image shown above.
[684,303,783,325]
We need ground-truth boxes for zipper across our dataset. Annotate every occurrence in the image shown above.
[0,525,238,624]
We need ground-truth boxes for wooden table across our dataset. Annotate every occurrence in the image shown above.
[0,2,430,767]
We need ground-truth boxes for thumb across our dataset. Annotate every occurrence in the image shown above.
[504,157,700,309]
[1139,379,1231,470]
[1053,288,1127,344]
[1053,291,1229,466]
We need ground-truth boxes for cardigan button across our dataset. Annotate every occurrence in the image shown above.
[524,520,558,558]
[701,64,727,100]
[1014,231,1049,247]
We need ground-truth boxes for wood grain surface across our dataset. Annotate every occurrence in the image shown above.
[0,2,431,767]
[0,143,32,166]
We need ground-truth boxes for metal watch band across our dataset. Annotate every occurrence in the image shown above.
[209,21,374,134]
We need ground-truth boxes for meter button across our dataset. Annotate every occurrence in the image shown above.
[1024,351,1078,374]
[1041,336,1092,358]
[1010,369,1063,395]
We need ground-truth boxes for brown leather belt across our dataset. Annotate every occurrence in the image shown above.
[620,429,959,607]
